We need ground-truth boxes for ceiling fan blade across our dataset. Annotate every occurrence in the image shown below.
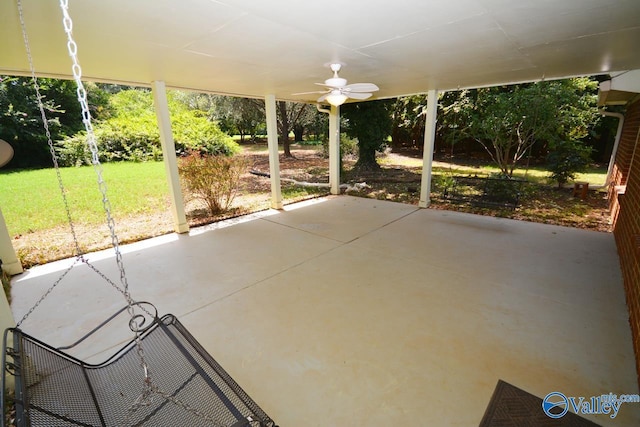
[292,90,327,95]
[343,83,379,93]
[345,92,372,100]
[314,82,344,89]
[317,93,329,102]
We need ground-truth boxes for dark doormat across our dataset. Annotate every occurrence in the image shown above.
[479,380,602,426]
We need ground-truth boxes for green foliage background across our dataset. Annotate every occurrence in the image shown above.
[0,76,109,168]
[392,77,602,177]
[57,90,238,166]
[342,99,394,170]
[1,74,610,185]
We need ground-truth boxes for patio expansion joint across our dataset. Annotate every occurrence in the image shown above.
[258,217,347,243]
[344,207,420,244]
[180,242,349,319]
[180,206,424,318]
[257,202,420,244]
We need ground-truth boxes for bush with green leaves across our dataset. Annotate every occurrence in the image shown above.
[57,89,238,166]
[546,140,593,188]
[178,152,248,215]
[342,99,394,171]
[425,78,599,177]
[321,133,358,159]
[0,76,111,168]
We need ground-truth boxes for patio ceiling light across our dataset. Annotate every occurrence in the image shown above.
[325,90,348,106]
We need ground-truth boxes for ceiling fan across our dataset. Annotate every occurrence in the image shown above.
[294,63,379,106]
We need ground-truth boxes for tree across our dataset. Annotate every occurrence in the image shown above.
[277,101,315,157]
[546,139,593,188]
[210,96,265,143]
[306,108,329,143]
[391,95,426,149]
[0,76,109,168]
[208,96,318,157]
[342,99,394,172]
[453,78,599,177]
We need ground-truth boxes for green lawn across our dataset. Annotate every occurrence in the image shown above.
[0,156,608,240]
[0,162,169,236]
[380,156,607,187]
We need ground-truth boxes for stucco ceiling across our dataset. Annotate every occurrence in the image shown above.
[2,0,640,103]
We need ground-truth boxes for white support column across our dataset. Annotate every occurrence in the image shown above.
[419,89,439,208]
[265,95,283,209]
[151,81,189,233]
[0,207,22,275]
[0,207,17,339]
[329,105,341,195]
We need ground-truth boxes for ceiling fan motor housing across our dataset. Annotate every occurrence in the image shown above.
[325,76,347,88]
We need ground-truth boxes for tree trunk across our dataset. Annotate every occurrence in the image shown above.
[293,125,304,142]
[277,101,293,157]
[353,143,380,172]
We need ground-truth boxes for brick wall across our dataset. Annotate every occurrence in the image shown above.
[611,98,640,387]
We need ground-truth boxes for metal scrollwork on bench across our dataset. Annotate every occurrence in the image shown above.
[2,343,19,377]
[127,301,158,333]
[56,301,159,351]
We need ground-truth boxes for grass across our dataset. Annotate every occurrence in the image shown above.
[380,155,607,187]
[349,152,610,232]
[240,142,324,153]
[0,162,170,236]
[1,150,610,269]
[281,184,328,200]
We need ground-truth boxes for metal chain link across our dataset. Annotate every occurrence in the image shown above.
[56,2,228,426]
[16,0,84,259]
[16,262,76,327]
[57,2,153,418]
[123,382,230,427]
[16,0,131,327]
[58,0,130,296]
[15,254,142,328]
[18,2,234,424]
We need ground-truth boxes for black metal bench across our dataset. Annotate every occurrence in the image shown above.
[2,305,277,427]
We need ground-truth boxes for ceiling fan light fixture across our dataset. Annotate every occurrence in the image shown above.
[326,91,348,106]
[298,63,378,106]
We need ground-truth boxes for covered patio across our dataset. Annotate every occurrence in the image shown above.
[10,196,638,426]
[2,0,640,424]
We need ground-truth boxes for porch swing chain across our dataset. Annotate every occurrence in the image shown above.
[16,2,81,257]
[59,2,130,296]
[55,2,229,425]
[15,0,139,330]
[57,0,156,415]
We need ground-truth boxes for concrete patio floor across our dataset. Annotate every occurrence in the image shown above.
[9,196,639,426]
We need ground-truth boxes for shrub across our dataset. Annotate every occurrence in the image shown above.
[321,133,358,159]
[56,89,239,166]
[178,152,248,215]
[483,173,524,204]
[546,140,592,188]
[172,110,239,156]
